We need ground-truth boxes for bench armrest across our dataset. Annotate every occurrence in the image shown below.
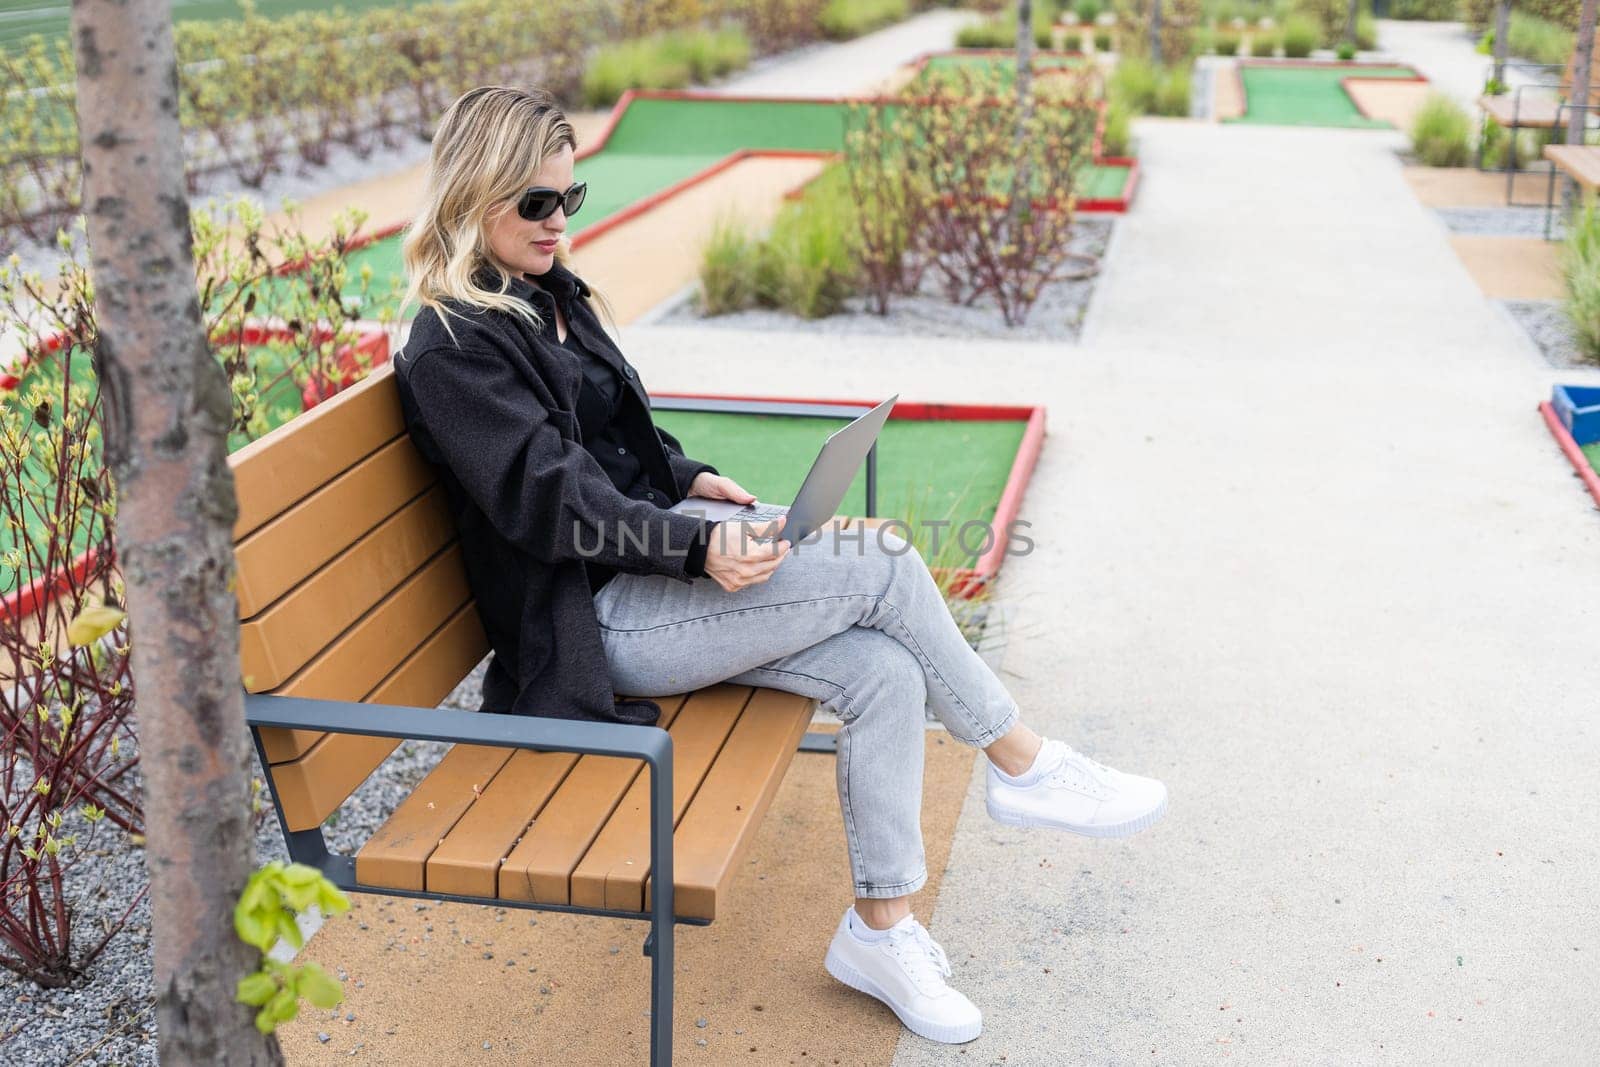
[244,690,672,765]
[246,690,675,930]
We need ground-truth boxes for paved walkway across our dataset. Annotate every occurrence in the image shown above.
[625,114,1600,1065]
[710,8,979,97]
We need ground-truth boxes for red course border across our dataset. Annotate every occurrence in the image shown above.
[651,391,1046,595]
[1539,400,1600,509]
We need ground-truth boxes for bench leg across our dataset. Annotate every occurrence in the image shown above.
[645,749,674,1065]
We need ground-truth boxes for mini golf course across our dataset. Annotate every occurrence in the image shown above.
[653,411,1024,536]
[337,79,1136,306]
[1223,62,1426,128]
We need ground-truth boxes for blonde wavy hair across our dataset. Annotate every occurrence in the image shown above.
[401,85,617,336]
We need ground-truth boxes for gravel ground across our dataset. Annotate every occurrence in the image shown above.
[1436,204,1567,239]
[1501,298,1596,368]
[0,707,457,1066]
[660,217,1115,342]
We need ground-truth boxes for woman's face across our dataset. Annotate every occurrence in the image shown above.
[485,142,575,279]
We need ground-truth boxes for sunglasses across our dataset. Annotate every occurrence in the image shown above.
[516,181,587,222]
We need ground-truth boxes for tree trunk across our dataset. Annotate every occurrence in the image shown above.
[1009,0,1036,254]
[1568,0,1597,149]
[1149,0,1164,64]
[67,1,282,1063]
[1493,0,1510,86]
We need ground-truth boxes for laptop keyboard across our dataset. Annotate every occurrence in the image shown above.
[732,503,789,521]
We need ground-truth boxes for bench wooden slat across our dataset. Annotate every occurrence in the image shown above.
[569,685,749,913]
[229,363,405,539]
[646,688,815,921]
[1478,94,1563,128]
[256,543,475,763]
[268,602,489,831]
[424,749,582,898]
[240,485,457,692]
[233,434,436,617]
[1545,144,1600,189]
[354,744,517,891]
[496,696,689,906]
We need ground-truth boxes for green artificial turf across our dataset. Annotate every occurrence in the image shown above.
[651,411,1026,555]
[1224,65,1419,128]
[1584,440,1600,476]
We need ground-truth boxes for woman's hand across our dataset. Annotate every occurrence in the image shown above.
[688,471,756,504]
[703,515,789,593]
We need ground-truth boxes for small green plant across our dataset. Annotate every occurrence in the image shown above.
[1409,92,1472,167]
[1281,14,1318,57]
[819,0,909,40]
[1561,200,1600,362]
[1102,96,1133,156]
[1250,29,1278,56]
[696,210,760,315]
[1214,29,1242,55]
[1093,28,1114,50]
[1476,27,1493,55]
[1336,40,1356,60]
[234,861,352,1034]
[1356,12,1377,49]
[1110,56,1191,117]
[754,168,860,319]
[1075,0,1103,22]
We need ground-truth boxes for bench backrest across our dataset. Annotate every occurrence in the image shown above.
[230,361,490,832]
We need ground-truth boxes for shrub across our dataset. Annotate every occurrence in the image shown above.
[1214,29,1243,54]
[1094,28,1116,50]
[1076,0,1105,21]
[1508,11,1575,66]
[1410,92,1473,166]
[1101,95,1134,155]
[1110,56,1192,116]
[1388,0,1458,17]
[1250,29,1279,55]
[660,25,753,81]
[1561,200,1600,362]
[1336,40,1356,59]
[696,211,761,315]
[1479,116,1543,170]
[754,167,860,319]
[1356,11,1378,48]
[819,0,909,40]
[1281,14,1319,56]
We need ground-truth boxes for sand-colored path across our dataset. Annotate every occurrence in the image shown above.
[1450,234,1564,299]
[1402,164,1557,207]
[276,729,974,1064]
[1345,76,1434,130]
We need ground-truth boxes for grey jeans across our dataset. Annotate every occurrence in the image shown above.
[590,523,1019,898]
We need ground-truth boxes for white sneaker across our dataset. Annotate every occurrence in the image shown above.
[986,737,1167,837]
[823,907,982,1044]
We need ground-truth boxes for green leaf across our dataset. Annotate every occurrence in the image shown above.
[236,971,279,1006]
[268,987,300,1023]
[234,905,274,952]
[297,961,343,1009]
[276,910,303,950]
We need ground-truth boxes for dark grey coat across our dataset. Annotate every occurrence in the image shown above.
[393,260,718,726]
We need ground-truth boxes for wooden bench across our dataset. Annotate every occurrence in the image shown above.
[1542,143,1600,237]
[232,361,840,1065]
[1478,38,1600,205]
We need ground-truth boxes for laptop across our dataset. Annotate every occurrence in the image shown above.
[668,394,898,545]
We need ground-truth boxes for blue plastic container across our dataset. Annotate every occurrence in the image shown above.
[1552,384,1600,446]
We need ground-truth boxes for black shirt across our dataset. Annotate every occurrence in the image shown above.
[546,318,650,594]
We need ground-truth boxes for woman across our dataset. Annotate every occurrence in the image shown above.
[395,85,1167,1045]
